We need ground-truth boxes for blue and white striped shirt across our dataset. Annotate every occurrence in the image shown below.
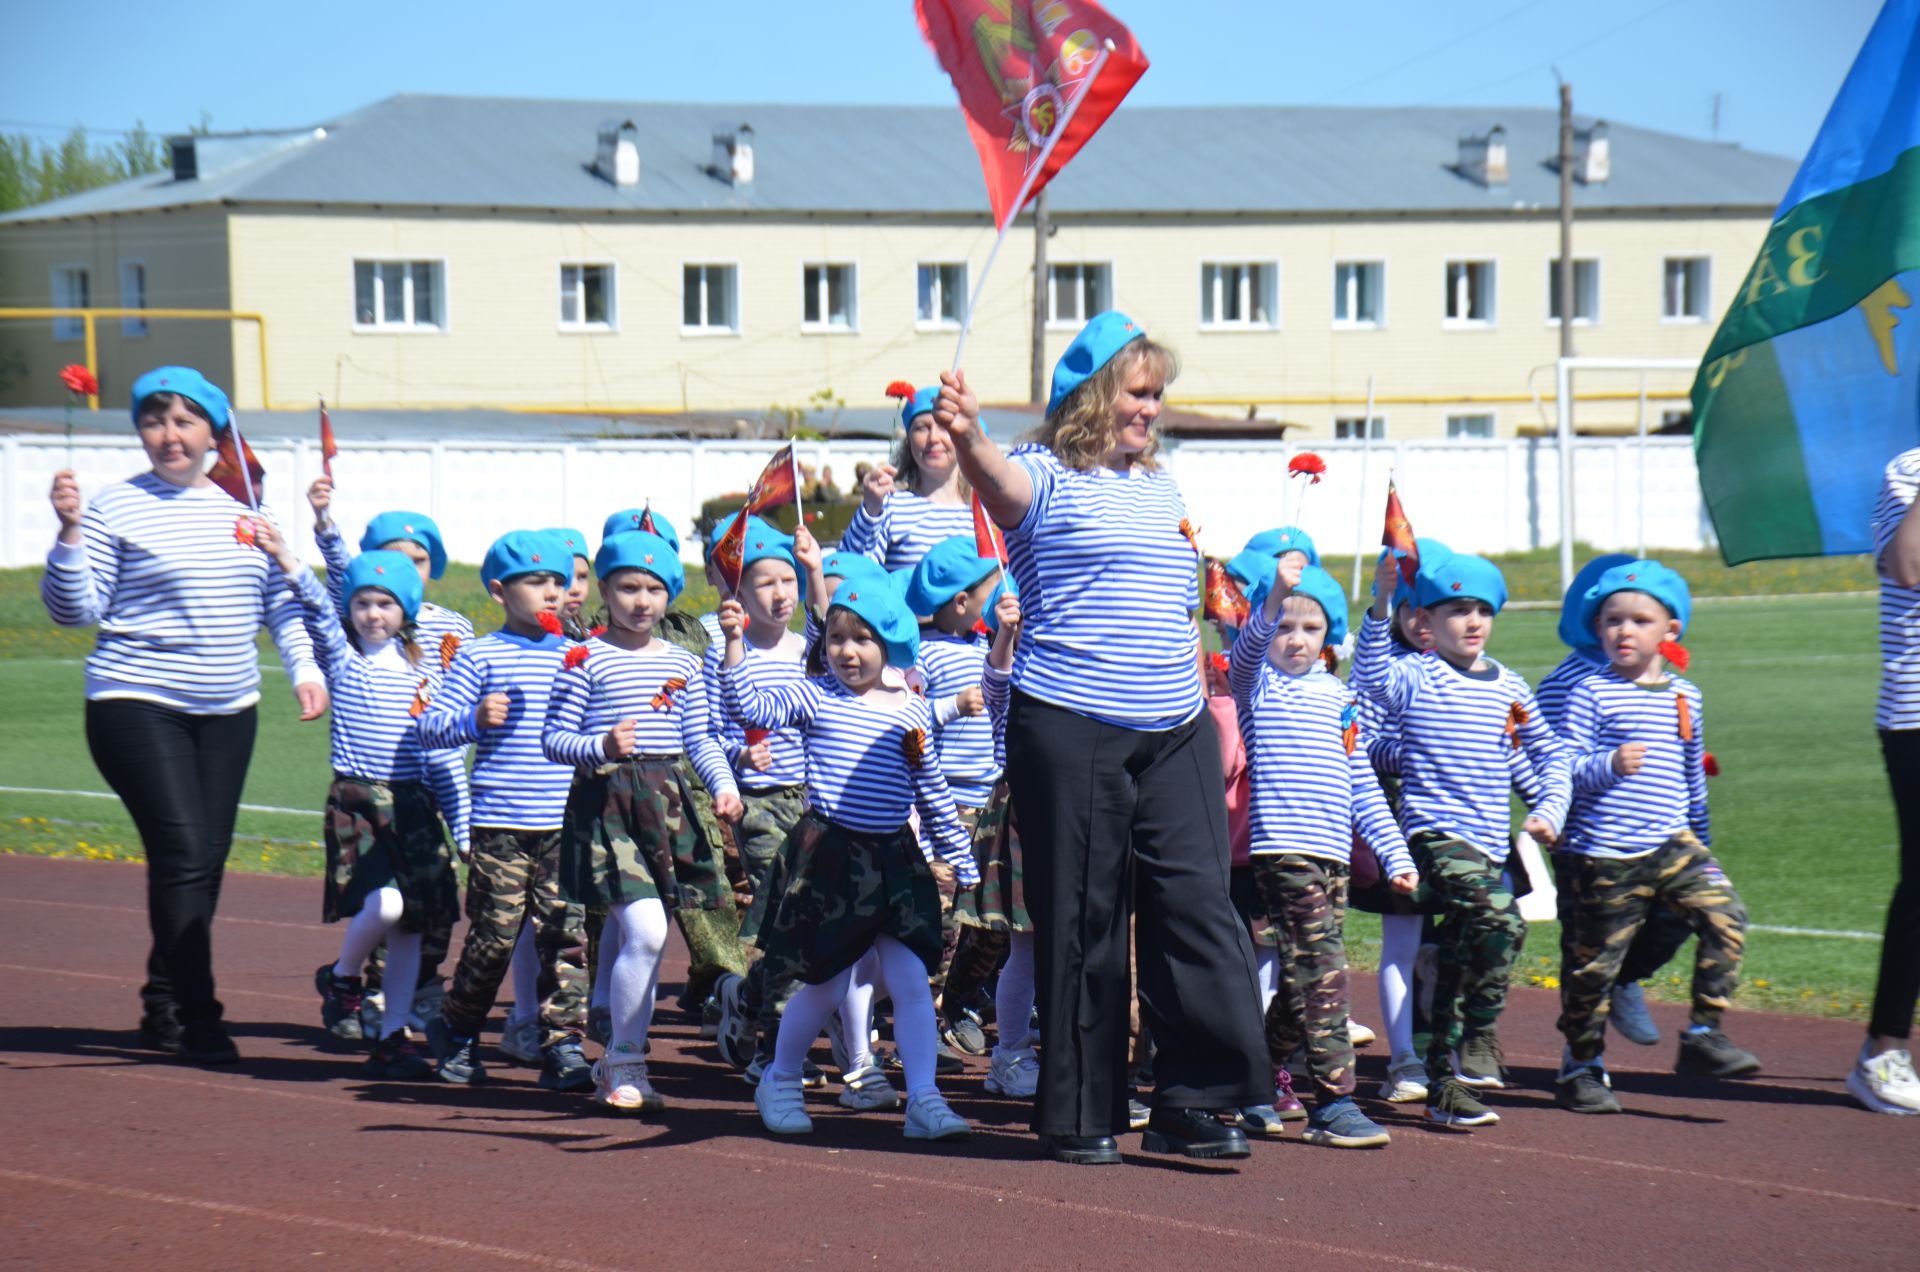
[916,631,999,806]
[1231,606,1412,874]
[1536,648,1608,734]
[983,663,1012,770]
[840,492,975,571]
[1005,445,1203,731]
[1875,448,1920,732]
[721,669,977,884]
[1357,652,1572,861]
[417,630,575,831]
[41,474,320,713]
[287,567,435,784]
[1560,670,1710,857]
[542,637,736,797]
[703,627,809,792]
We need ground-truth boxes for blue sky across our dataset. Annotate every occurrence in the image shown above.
[0,0,1886,162]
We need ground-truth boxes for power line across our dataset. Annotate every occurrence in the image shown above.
[1322,0,1553,103]
[1434,0,1688,105]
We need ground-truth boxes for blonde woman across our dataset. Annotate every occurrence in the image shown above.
[841,385,974,570]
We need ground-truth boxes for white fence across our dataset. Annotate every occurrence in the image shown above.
[0,433,1713,570]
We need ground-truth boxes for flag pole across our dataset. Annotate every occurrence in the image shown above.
[790,441,806,529]
[1350,375,1376,602]
[227,410,261,515]
[951,42,1114,374]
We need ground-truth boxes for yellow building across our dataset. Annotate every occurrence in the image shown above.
[0,96,1795,439]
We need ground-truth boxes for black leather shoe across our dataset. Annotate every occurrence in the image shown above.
[177,1022,240,1065]
[1141,1108,1251,1159]
[1038,1133,1122,1165]
[138,1009,183,1054]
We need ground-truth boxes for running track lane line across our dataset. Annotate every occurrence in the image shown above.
[0,784,320,817]
[5,895,318,932]
[0,962,310,1006]
[0,1168,625,1272]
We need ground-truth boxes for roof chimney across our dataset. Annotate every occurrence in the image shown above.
[595,119,641,187]
[710,124,754,186]
[1573,119,1610,184]
[1456,125,1508,188]
[169,137,198,181]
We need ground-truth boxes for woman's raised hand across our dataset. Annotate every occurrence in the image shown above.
[933,369,980,444]
[49,471,83,542]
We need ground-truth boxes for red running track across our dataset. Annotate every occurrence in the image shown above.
[0,855,1914,1271]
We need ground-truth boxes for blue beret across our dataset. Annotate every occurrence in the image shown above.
[1286,565,1349,647]
[602,508,681,554]
[829,583,922,669]
[737,516,807,602]
[1558,554,1636,650]
[1579,560,1692,641]
[823,550,889,584]
[594,531,684,600]
[890,565,916,597]
[1415,553,1508,614]
[1047,310,1146,417]
[903,536,1000,618]
[1244,526,1320,566]
[481,530,571,590]
[130,366,232,430]
[546,527,592,563]
[361,511,448,580]
[1225,548,1277,599]
[1377,536,1453,612]
[901,384,941,429]
[343,549,424,623]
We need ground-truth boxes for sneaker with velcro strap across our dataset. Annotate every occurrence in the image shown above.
[538,1037,594,1092]
[713,973,753,1070]
[903,1091,971,1141]
[838,1062,901,1111]
[498,1018,542,1066]
[1301,1096,1392,1148]
[984,1046,1040,1098]
[755,1071,813,1135]
[941,1012,990,1057]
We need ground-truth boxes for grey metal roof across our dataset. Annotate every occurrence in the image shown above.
[1,94,1797,225]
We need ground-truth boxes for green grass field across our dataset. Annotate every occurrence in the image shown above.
[0,555,1897,1020]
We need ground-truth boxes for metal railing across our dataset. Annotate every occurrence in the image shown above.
[0,308,270,409]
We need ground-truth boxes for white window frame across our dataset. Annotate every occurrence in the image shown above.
[1046,260,1115,329]
[915,261,968,331]
[1545,256,1602,327]
[118,259,148,338]
[1197,259,1280,331]
[681,261,741,337]
[1443,258,1498,329]
[350,256,448,334]
[1661,255,1713,324]
[1332,259,1386,329]
[1332,414,1389,441]
[800,261,860,334]
[1445,411,1497,440]
[50,264,89,341]
[558,261,618,332]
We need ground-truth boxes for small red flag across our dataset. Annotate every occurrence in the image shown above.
[1382,481,1419,589]
[972,491,1008,566]
[711,507,750,593]
[208,428,266,509]
[915,0,1149,233]
[1204,559,1251,629]
[318,399,337,481]
[745,444,798,516]
[640,504,658,536]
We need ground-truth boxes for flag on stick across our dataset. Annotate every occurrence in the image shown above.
[1203,558,1251,629]
[318,398,337,481]
[1382,479,1420,588]
[972,491,1008,566]
[745,443,798,517]
[639,503,659,536]
[711,507,750,593]
[208,416,265,511]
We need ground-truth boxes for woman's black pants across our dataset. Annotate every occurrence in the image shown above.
[1872,729,1920,1040]
[1006,690,1268,1138]
[86,699,258,1029]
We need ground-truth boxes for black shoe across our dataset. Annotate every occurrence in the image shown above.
[1038,1133,1121,1165]
[425,1016,483,1085]
[539,1037,593,1092]
[1555,1065,1623,1114]
[138,1008,184,1054]
[314,964,366,1041]
[1675,1028,1761,1078]
[177,1021,240,1065]
[364,1033,434,1081]
[1140,1108,1251,1160]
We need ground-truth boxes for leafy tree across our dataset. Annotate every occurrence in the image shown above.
[0,120,170,214]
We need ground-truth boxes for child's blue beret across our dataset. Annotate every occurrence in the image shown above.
[1579,559,1692,639]
[901,384,941,429]
[823,550,889,584]
[130,366,231,430]
[481,530,572,590]
[1377,536,1453,612]
[1245,526,1320,566]
[1557,554,1635,650]
[830,582,922,669]
[1415,552,1508,614]
[602,508,681,554]
[1289,564,1350,648]
[343,549,424,623]
[546,527,592,563]
[1225,548,1278,603]
[740,516,806,600]
[361,511,449,580]
[594,530,684,600]
[1047,310,1146,417]
[903,535,1000,618]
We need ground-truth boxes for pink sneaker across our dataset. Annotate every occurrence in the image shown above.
[1273,1066,1308,1120]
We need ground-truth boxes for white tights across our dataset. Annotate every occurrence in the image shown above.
[332,887,420,1039]
[605,899,668,1052]
[1377,913,1423,1061]
[508,920,544,1025]
[992,932,1037,1057]
[776,937,938,1101]
[839,948,882,1071]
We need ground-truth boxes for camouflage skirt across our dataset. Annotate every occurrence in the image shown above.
[952,780,1031,933]
[560,755,711,910]
[322,775,457,934]
[674,758,736,913]
[756,810,944,985]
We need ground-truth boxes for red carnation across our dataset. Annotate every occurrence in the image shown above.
[1288,452,1327,485]
[1657,639,1691,672]
[588,624,607,638]
[536,611,564,636]
[59,364,99,397]
[1703,752,1721,777]
[562,645,591,671]
[885,380,917,400]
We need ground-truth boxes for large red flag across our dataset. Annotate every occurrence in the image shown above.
[916,0,1149,233]
[1382,480,1420,588]
[711,507,750,593]
[744,443,798,516]
[971,490,1007,566]
[318,398,337,481]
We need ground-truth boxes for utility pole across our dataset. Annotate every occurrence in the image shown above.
[1557,80,1575,361]
[1030,188,1050,404]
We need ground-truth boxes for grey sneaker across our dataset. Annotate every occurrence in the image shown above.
[1609,981,1660,1046]
[1426,1078,1499,1127]
[1301,1097,1392,1148]
[539,1037,593,1092]
[1675,1028,1760,1078]
[1556,1062,1623,1114]
[1455,1032,1508,1088]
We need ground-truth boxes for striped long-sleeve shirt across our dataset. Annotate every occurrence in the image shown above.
[1535,647,1609,733]
[1357,651,1572,862]
[541,637,736,797]
[983,663,1011,770]
[1231,605,1412,874]
[702,627,809,791]
[915,630,999,806]
[1560,670,1711,857]
[417,630,575,831]
[286,566,435,784]
[721,668,978,885]
[41,473,321,713]
[1876,448,1920,731]
[839,492,975,571]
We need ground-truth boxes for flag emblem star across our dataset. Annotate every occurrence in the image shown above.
[848,592,859,601]
[404,525,415,534]
[531,554,542,562]
[644,554,654,564]
[375,566,385,574]
[1451,581,1462,591]
[1627,572,1638,581]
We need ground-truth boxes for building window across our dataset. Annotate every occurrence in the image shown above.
[1547,258,1600,325]
[1447,412,1496,440]
[353,260,443,330]
[917,262,967,328]
[1663,257,1711,322]
[1334,415,1387,440]
[682,263,738,334]
[118,261,148,337]
[1199,262,1278,329]
[1444,260,1496,326]
[802,263,858,332]
[50,266,89,341]
[1048,262,1112,327]
[559,263,615,330]
[1333,261,1384,327]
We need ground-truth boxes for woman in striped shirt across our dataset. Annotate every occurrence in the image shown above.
[936,311,1269,1166]
[841,385,975,570]
[42,366,327,1065]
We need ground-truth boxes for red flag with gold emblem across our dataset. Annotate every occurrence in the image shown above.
[915,0,1149,233]
[745,444,798,516]
[1204,559,1251,629]
[208,426,266,510]
[711,507,750,593]
[1382,480,1420,589]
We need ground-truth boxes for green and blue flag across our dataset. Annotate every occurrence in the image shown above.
[1693,0,1920,563]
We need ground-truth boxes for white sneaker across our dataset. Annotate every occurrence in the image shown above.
[838,1062,901,1111]
[498,1017,542,1066]
[984,1045,1040,1098]
[1347,1019,1377,1048]
[903,1091,971,1141]
[593,1041,663,1113]
[714,973,753,1070]
[1609,981,1661,1046]
[1848,1047,1920,1115]
[755,1071,813,1135]
[1378,1055,1428,1103]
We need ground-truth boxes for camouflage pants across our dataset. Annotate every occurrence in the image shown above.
[735,785,809,1055]
[1551,852,1697,986]
[442,826,588,1046]
[1411,831,1526,1084]
[1557,831,1746,1062]
[1250,854,1356,1103]
[927,803,988,992]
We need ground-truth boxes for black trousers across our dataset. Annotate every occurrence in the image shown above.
[86,699,257,1028]
[1871,729,1920,1040]
[1006,691,1268,1137]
